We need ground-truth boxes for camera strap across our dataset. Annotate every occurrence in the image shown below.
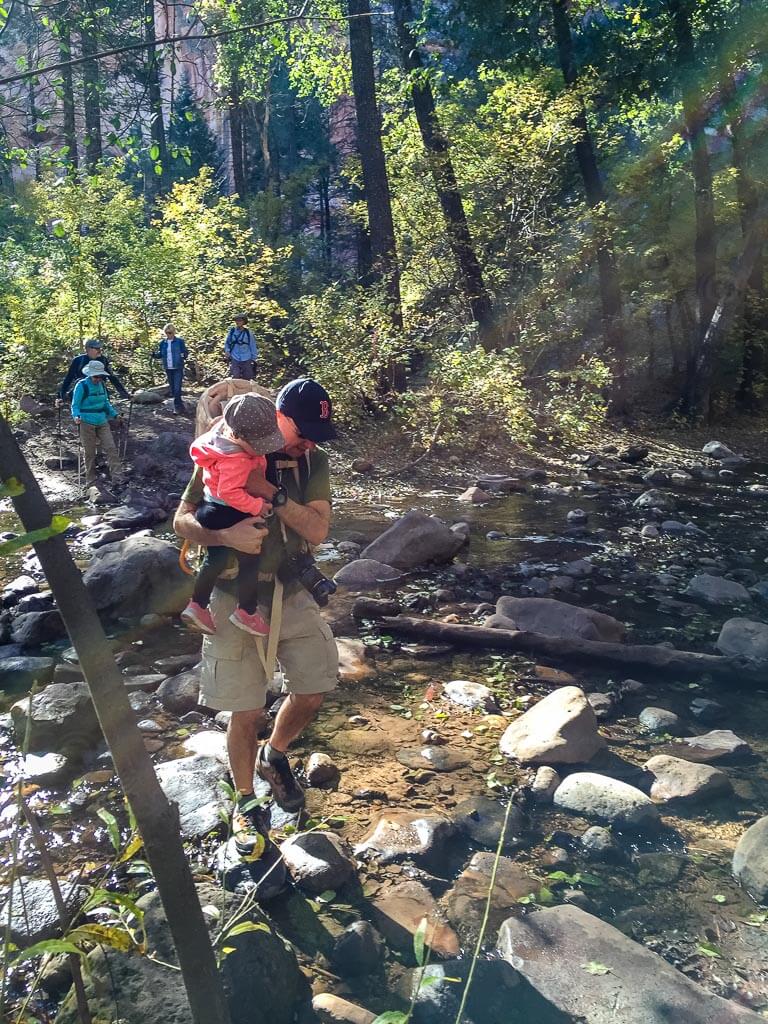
[254,452,311,681]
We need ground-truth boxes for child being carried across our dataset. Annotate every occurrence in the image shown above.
[181,393,284,636]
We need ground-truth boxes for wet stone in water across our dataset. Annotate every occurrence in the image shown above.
[355,810,456,871]
[329,921,385,977]
[396,746,469,772]
[215,837,288,902]
[452,794,526,849]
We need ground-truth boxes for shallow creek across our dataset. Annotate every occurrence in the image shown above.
[1,453,768,1018]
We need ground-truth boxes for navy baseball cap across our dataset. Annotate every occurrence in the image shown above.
[276,378,337,442]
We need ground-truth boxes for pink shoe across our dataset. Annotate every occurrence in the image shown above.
[229,607,269,636]
[181,601,216,635]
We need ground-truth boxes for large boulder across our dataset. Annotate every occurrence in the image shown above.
[497,905,763,1024]
[685,575,751,606]
[11,682,101,756]
[155,669,201,716]
[491,597,625,643]
[11,610,65,647]
[154,755,230,839]
[360,511,465,570]
[553,772,660,829]
[643,754,733,805]
[0,877,86,947]
[733,816,768,903]
[83,536,192,619]
[499,687,605,765]
[55,882,309,1024]
[716,618,768,664]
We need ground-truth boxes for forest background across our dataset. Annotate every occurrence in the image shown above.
[0,0,766,452]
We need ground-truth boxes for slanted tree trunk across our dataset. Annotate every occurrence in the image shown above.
[25,33,42,179]
[347,0,403,333]
[57,19,78,169]
[551,0,627,409]
[0,418,232,1024]
[144,0,168,201]
[80,3,102,170]
[670,0,718,418]
[392,0,494,342]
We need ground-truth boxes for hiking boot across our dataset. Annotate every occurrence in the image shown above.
[256,745,305,813]
[232,796,273,859]
[181,600,216,635]
[229,607,270,637]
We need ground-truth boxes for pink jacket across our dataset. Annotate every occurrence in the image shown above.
[190,430,267,517]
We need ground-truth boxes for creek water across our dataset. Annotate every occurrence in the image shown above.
[2,455,768,1016]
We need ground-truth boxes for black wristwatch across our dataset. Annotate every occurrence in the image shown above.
[272,485,288,509]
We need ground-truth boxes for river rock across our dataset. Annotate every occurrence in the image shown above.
[497,904,763,1024]
[396,746,469,772]
[580,826,619,861]
[553,773,660,829]
[638,707,682,735]
[442,679,498,712]
[215,837,288,902]
[313,994,376,1024]
[333,559,403,589]
[702,440,736,460]
[619,445,649,464]
[11,610,65,647]
[476,474,523,493]
[368,879,460,959]
[131,388,166,405]
[643,754,733,805]
[443,852,538,939]
[491,596,625,643]
[0,656,54,689]
[83,535,193,619]
[689,697,725,723]
[22,751,71,786]
[407,958,553,1024]
[330,921,385,977]
[499,687,605,765]
[633,489,676,510]
[181,730,227,762]
[459,486,493,504]
[155,669,201,716]
[452,794,526,848]
[360,511,465,570]
[566,509,588,524]
[155,755,230,839]
[306,752,340,786]
[123,673,165,693]
[531,766,561,803]
[586,692,614,720]
[716,618,768,664]
[105,505,160,530]
[2,574,38,608]
[355,810,456,870]
[642,468,669,486]
[55,882,307,1024]
[685,574,751,605]
[0,877,86,947]
[280,832,355,894]
[11,682,101,756]
[733,816,768,903]
[675,729,752,763]
[14,591,54,615]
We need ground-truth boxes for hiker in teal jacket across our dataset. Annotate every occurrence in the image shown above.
[71,360,124,488]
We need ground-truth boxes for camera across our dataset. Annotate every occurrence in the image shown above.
[279,553,337,606]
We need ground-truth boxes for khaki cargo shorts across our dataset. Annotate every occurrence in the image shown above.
[199,588,339,712]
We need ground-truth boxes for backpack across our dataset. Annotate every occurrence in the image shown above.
[227,327,251,355]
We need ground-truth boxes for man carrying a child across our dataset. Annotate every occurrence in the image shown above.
[173,377,338,863]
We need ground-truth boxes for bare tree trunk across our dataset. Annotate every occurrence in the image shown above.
[145,0,168,201]
[58,19,78,168]
[80,3,102,170]
[550,0,627,409]
[229,78,247,199]
[671,0,718,417]
[0,418,232,1024]
[347,0,403,334]
[392,0,494,342]
[26,33,42,180]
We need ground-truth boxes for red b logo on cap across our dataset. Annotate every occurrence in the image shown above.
[319,400,330,420]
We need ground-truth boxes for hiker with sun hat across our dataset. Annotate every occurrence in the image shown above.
[70,359,125,489]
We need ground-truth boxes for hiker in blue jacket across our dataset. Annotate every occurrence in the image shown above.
[71,360,124,488]
[224,313,258,381]
[152,323,189,413]
[58,338,130,401]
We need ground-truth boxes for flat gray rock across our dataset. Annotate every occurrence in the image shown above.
[674,730,752,764]
[733,816,768,903]
[83,535,192,619]
[492,596,625,643]
[11,682,101,756]
[638,707,683,735]
[355,810,456,871]
[396,746,469,772]
[0,877,86,947]
[643,754,733,805]
[155,669,201,716]
[553,772,660,829]
[686,574,751,606]
[452,795,526,848]
[497,905,763,1024]
[0,656,54,689]
[333,558,403,589]
[280,832,355,894]
[633,489,676,510]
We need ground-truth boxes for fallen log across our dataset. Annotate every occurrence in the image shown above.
[377,616,765,683]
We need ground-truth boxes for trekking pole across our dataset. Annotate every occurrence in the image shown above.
[56,401,63,470]
[120,399,133,461]
[76,423,83,492]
